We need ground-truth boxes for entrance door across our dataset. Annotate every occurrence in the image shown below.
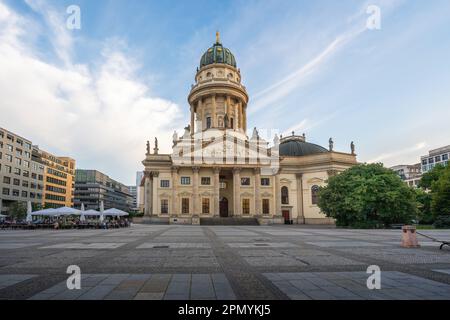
[282,210,290,224]
[220,197,228,217]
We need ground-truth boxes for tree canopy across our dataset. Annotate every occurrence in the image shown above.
[317,163,417,228]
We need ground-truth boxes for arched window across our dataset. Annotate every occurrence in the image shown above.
[230,118,234,129]
[281,186,289,204]
[206,72,212,78]
[311,185,320,205]
[206,117,212,129]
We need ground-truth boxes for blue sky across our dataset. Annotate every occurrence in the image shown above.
[1,0,449,185]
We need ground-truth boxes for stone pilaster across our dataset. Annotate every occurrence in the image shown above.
[151,171,159,216]
[171,167,179,216]
[274,173,282,217]
[192,167,200,215]
[190,106,195,135]
[144,173,152,216]
[214,167,221,217]
[233,167,241,216]
[254,168,261,216]
[296,173,305,224]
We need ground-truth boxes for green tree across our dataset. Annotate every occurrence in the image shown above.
[431,165,450,222]
[415,188,433,224]
[419,164,445,189]
[8,201,27,220]
[317,163,417,228]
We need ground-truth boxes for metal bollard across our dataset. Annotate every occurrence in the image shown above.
[401,225,420,248]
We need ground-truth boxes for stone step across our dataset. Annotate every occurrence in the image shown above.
[200,217,259,226]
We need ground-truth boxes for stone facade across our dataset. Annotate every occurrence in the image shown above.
[141,35,357,225]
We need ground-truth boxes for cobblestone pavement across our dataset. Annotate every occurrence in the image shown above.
[0,224,449,300]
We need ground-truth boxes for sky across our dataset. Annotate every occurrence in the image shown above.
[1,0,449,185]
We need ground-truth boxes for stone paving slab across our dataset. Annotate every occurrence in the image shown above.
[39,243,127,249]
[0,243,42,249]
[137,243,211,249]
[264,271,450,300]
[0,274,36,290]
[228,242,297,248]
[28,273,236,300]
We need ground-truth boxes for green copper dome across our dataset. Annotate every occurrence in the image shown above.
[200,32,237,69]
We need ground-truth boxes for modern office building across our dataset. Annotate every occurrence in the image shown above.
[128,185,138,211]
[74,169,133,212]
[421,145,450,173]
[0,128,45,214]
[33,149,76,208]
[390,164,422,188]
[136,171,144,213]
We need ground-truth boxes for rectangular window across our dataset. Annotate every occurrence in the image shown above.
[202,198,210,214]
[23,160,30,168]
[161,199,168,214]
[242,198,250,215]
[21,191,27,198]
[436,155,441,162]
[443,154,449,161]
[14,168,21,175]
[22,180,29,188]
[5,165,12,173]
[6,154,12,162]
[262,199,270,215]
[160,180,170,188]
[16,149,22,156]
[428,158,434,164]
[13,178,20,186]
[7,144,13,152]
[3,176,11,184]
[23,170,29,177]
[15,158,21,166]
[12,189,19,197]
[182,198,190,214]
[261,178,270,186]
[201,177,211,185]
[206,117,211,129]
[241,177,250,186]
[181,177,191,185]
[2,188,9,195]
[219,182,227,189]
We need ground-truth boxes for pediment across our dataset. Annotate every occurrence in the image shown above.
[307,177,325,184]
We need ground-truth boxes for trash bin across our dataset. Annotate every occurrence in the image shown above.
[401,225,420,248]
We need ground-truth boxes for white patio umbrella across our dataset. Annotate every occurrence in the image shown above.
[53,206,81,216]
[84,209,100,216]
[80,203,86,222]
[26,201,33,222]
[99,201,104,223]
[31,208,56,216]
[104,208,129,217]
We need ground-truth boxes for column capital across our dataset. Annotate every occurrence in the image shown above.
[327,169,338,177]
[213,167,221,174]
[192,166,201,173]
[150,171,159,178]
[295,173,303,179]
[232,167,241,174]
[171,166,179,173]
[254,167,261,175]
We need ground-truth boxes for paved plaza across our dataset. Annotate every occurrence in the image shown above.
[0,224,449,300]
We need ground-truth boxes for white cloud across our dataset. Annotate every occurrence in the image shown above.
[0,1,182,184]
[366,142,427,165]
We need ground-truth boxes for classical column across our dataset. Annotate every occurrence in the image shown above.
[234,101,239,131]
[190,106,195,135]
[171,167,179,216]
[296,173,305,224]
[274,173,282,217]
[193,167,200,215]
[212,94,217,127]
[243,104,247,132]
[233,167,241,216]
[226,95,232,128]
[198,99,203,131]
[254,168,261,216]
[214,167,221,217]
[144,173,152,216]
[151,171,159,216]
